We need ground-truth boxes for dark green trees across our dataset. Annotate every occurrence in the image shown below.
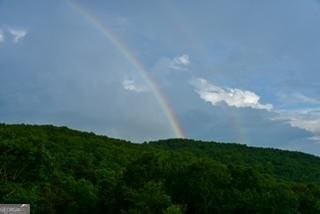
[1,124,320,213]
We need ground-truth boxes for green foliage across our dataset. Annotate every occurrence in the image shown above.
[0,124,320,213]
[164,204,184,214]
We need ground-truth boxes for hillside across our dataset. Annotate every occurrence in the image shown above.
[0,124,320,213]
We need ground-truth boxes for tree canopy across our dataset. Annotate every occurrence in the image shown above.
[1,124,320,213]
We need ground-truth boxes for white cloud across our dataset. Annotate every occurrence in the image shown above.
[192,78,273,111]
[0,30,4,43]
[8,28,27,43]
[122,79,146,93]
[274,92,320,142]
[175,54,190,65]
[168,54,190,70]
[276,109,320,142]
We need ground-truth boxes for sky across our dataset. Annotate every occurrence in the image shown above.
[1,0,320,155]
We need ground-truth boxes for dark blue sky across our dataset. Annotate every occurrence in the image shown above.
[1,0,320,154]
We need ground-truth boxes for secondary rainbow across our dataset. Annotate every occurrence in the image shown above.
[68,0,185,138]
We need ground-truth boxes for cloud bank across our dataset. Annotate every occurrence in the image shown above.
[276,109,320,142]
[192,78,273,111]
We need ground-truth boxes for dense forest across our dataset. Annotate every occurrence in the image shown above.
[1,124,320,213]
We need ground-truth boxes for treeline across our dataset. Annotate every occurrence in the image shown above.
[0,124,320,213]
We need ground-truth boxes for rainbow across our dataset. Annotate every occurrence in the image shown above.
[229,109,247,145]
[67,0,185,138]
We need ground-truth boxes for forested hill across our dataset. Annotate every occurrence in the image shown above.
[148,139,320,184]
[1,124,320,213]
